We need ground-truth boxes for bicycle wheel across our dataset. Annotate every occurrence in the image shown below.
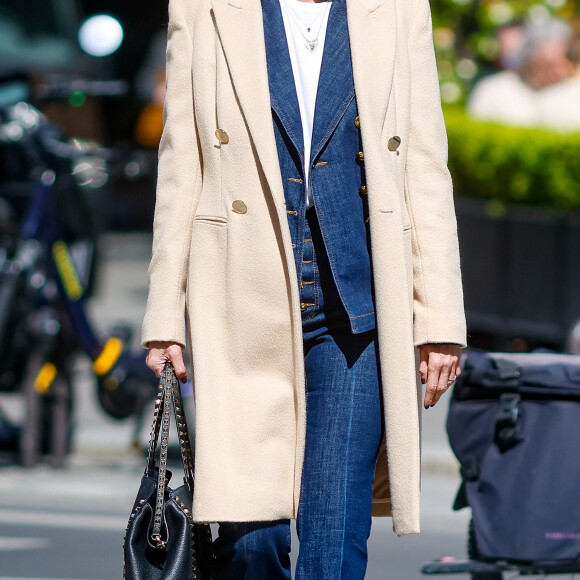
[44,373,73,467]
[19,351,45,467]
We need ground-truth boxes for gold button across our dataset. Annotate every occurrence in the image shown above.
[215,129,229,144]
[388,136,401,151]
[300,302,307,311]
[356,151,364,162]
[354,116,360,129]
[359,185,367,195]
[232,200,247,214]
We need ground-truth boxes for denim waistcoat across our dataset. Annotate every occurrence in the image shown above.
[262,0,375,333]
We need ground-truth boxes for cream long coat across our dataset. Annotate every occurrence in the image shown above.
[142,0,467,536]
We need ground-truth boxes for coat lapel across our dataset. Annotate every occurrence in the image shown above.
[346,0,396,137]
[211,0,397,201]
[262,0,304,162]
[210,0,286,209]
[310,0,354,163]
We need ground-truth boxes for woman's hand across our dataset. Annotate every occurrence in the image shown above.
[146,341,188,382]
[419,344,461,409]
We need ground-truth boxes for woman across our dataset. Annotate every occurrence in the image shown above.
[143,0,466,576]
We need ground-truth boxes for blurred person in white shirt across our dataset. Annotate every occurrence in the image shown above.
[468,19,572,127]
[539,27,580,133]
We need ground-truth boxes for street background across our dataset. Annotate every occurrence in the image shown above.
[3,0,580,578]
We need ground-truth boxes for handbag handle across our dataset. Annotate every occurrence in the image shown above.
[145,362,196,548]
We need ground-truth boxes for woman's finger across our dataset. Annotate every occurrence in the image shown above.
[166,345,188,382]
[423,355,441,408]
[419,343,429,384]
[434,359,451,406]
[449,359,459,384]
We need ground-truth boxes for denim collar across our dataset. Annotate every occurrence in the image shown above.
[310,0,354,164]
[262,0,354,170]
[262,0,304,163]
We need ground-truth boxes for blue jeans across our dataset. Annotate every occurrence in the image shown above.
[213,210,383,579]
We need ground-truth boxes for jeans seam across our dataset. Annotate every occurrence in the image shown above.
[338,360,357,578]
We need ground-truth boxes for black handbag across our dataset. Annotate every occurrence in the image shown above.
[123,363,213,579]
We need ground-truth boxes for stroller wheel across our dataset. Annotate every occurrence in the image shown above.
[468,519,503,580]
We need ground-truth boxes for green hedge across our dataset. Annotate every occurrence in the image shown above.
[443,107,580,211]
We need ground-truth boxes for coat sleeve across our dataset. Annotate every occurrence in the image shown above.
[141,0,201,348]
[405,0,467,348]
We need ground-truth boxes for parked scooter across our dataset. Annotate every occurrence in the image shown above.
[0,70,157,466]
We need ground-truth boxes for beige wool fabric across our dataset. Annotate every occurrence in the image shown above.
[142,0,467,536]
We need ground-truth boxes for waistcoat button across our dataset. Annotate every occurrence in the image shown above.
[232,200,247,214]
[355,151,364,162]
[354,116,360,129]
[359,185,367,195]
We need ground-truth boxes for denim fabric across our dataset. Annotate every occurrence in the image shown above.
[213,210,384,579]
[262,0,376,333]
[297,210,384,579]
[212,521,292,580]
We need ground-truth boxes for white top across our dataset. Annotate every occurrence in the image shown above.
[279,0,332,208]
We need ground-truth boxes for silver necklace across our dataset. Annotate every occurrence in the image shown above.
[285,0,328,33]
[281,0,331,53]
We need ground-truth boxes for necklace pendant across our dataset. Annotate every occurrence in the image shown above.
[305,38,319,52]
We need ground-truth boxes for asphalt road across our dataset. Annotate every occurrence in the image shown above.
[0,458,472,580]
[0,233,499,579]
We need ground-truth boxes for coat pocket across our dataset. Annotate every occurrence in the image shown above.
[193,215,227,227]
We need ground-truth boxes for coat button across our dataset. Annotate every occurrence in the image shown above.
[215,129,229,144]
[359,185,367,195]
[355,151,364,162]
[388,136,401,151]
[232,200,247,214]
[354,116,360,129]
[300,302,307,311]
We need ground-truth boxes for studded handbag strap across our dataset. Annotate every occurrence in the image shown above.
[145,371,166,476]
[169,366,196,493]
[150,363,196,548]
